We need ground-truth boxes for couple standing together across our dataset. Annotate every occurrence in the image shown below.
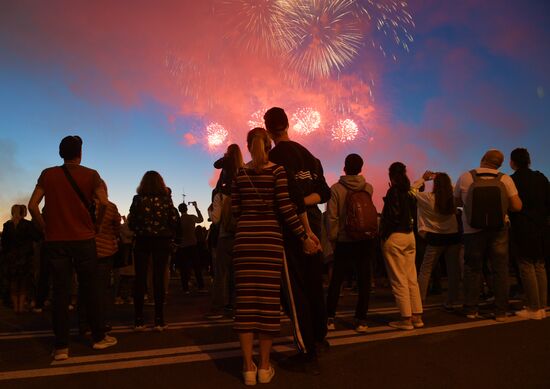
[232,107,331,385]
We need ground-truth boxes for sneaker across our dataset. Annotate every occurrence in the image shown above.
[204,311,224,320]
[154,323,168,332]
[32,307,43,313]
[494,313,507,322]
[242,362,257,386]
[52,348,69,361]
[354,321,369,333]
[465,312,480,320]
[134,319,146,332]
[443,303,462,312]
[258,364,275,384]
[327,317,336,331]
[93,335,118,350]
[516,309,544,320]
[412,318,425,329]
[388,320,414,330]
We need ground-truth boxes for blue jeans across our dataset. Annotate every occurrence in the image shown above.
[43,239,104,348]
[463,229,509,315]
[517,257,547,310]
[417,243,461,305]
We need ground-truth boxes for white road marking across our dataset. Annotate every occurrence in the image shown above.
[0,303,443,340]
[0,314,533,381]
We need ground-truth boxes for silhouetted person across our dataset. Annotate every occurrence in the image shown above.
[265,107,330,374]
[509,148,549,319]
[28,135,117,361]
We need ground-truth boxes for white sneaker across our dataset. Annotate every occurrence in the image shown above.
[516,309,544,320]
[243,363,257,386]
[355,323,369,333]
[154,324,168,332]
[412,318,425,328]
[93,335,118,350]
[389,320,414,330]
[258,364,275,384]
[52,348,69,361]
[327,317,336,331]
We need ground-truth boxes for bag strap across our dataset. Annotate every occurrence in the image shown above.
[471,169,500,181]
[242,167,270,208]
[61,165,92,210]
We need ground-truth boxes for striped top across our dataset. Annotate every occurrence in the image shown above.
[95,201,121,258]
[232,164,306,239]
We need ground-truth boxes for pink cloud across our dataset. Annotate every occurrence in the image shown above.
[181,133,197,146]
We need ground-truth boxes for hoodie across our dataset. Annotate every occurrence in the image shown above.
[327,175,374,242]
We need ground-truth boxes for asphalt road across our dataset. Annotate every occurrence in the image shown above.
[1,280,549,389]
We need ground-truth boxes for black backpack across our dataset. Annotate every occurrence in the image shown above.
[465,170,508,229]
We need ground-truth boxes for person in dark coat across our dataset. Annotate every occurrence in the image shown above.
[1,205,41,312]
[509,148,549,320]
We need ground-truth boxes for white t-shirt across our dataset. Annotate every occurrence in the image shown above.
[411,179,458,235]
[454,167,518,234]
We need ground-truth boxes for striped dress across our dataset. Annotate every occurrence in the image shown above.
[232,164,306,334]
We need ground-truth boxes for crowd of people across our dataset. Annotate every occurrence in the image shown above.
[0,107,549,385]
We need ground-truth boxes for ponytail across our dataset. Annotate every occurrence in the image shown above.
[246,127,271,172]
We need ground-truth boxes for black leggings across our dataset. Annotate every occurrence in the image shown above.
[133,237,171,323]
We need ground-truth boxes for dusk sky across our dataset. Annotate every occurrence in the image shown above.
[1,0,549,226]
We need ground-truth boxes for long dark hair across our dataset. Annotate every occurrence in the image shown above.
[433,173,455,215]
[137,171,169,196]
[389,162,410,192]
[226,144,244,176]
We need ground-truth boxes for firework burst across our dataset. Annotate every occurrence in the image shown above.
[282,0,363,80]
[353,0,414,60]
[291,107,322,135]
[206,123,229,149]
[247,109,267,129]
[216,0,293,56]
[331,118,359,143]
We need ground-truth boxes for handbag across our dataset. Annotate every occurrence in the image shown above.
[61,165,97,223]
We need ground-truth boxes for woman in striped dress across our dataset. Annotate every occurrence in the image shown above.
[232,128,317,385]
